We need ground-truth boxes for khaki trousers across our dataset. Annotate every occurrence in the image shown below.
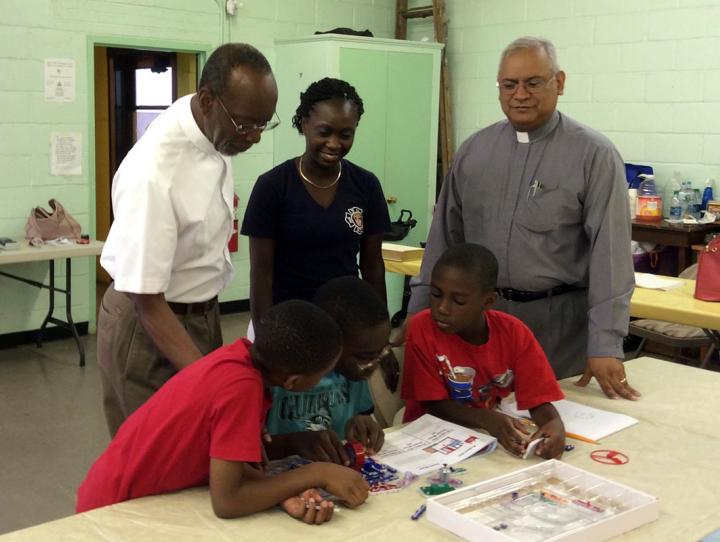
[97,284,223,436]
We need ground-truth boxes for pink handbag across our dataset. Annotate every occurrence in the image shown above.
[694,235,720,302]
[25,199,82,242]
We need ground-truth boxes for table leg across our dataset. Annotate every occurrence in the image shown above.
[391,275,412,327]
[36,260,55,349]
[701,329,720,369]
[64,258,85,367]
[35,258,86,367]
[678,248,690,274]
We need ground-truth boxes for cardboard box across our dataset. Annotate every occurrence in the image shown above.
[706,200,720,218]
[426,460,659,542]
[381,242,424,262]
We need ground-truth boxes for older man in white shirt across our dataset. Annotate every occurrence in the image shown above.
[98,43,279,436]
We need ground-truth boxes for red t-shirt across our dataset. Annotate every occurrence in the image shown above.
[76,339,270,513]
[401,309,563,423]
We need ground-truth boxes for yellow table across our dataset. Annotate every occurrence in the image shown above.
[630,277,720,330]
[3,357,719,542]
[384,257,422,277]
[631,276,720,352]
[384,253,719,331]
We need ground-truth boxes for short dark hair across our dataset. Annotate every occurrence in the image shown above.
[253,300,342,374]
[314,276,389,338]
[198,43,272,97]
[291,77,364,134]
[433,243,499,292]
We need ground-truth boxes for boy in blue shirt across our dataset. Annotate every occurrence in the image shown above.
[265,276,391,465]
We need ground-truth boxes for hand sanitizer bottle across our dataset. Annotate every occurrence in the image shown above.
[701,179,714,211]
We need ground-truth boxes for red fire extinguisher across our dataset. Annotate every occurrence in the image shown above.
[228,192,239,253]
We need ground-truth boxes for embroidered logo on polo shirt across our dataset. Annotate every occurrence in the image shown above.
[344,206,364,235]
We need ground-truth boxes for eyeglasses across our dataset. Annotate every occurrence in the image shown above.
[216,97,280,135]
[357,344,394,372]
[496,74,557,95]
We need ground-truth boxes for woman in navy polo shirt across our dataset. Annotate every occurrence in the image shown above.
[241,78,391,327]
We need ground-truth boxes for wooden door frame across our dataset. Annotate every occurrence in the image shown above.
[87,37,211,293]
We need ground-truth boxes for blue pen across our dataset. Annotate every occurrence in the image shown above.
[411,503,427,520]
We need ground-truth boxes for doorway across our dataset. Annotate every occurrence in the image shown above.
[93,46,198,286]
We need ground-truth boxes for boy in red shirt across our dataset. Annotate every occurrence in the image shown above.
[77,300,369,524]
[401,243,566,459]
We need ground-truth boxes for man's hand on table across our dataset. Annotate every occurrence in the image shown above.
[574,357,641,400]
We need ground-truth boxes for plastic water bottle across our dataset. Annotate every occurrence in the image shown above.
[701,178,714,211]
[668,193,682,222]
[664,172,682,218]
[690,188,702,219]
[678,181,694,219]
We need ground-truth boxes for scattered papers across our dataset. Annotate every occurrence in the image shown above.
[634,272,684,291]
[682,211,717,224]
[499,400,638,443]
[373,414,496,474]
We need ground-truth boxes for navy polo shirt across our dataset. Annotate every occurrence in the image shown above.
[241,158,391,303]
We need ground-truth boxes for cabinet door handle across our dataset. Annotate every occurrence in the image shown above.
[386,196,398,204]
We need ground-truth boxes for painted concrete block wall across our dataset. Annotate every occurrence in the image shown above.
[0,0,395,335]
[221,0,396,304]
[408,0,720,193]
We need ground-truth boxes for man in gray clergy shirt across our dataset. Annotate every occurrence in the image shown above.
[407,36,640,401]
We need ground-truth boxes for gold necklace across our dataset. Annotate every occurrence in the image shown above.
[298,155,342,189]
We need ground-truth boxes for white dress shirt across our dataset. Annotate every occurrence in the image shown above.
[101,95,234,303]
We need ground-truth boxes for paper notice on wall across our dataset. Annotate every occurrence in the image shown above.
[50,132,82,176]
[44,58,75,102]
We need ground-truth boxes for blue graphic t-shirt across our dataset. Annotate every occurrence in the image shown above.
[266,371,374,439]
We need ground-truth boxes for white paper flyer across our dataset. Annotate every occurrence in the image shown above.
[373,414,496,474]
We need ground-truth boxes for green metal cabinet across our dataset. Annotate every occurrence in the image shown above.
[273,36,442,315]
[273,35,442,249]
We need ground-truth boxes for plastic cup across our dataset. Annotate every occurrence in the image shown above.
[447,366,476,401]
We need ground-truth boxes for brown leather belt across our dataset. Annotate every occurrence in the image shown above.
[496,285,581,303]
[167,296,218,315]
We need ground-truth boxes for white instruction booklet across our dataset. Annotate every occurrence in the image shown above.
[373,414,496,474]
[499,399,638,442]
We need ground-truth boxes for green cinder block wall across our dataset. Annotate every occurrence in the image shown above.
[408,0,720,195]
[0,0,395,336]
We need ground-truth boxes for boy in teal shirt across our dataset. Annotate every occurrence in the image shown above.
[266,276,391,465]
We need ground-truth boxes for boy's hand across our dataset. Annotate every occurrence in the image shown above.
[345,415,385,455]
[485,411,531,457]
[281,489,335,525]
[288,430,350,466]
[313,463,369,508]
[530,419,566,459]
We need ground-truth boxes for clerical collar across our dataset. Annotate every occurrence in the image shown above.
[514,111,561,143]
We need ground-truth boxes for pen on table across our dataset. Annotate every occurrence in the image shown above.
[411,504,427,520]
[565,432,600,445]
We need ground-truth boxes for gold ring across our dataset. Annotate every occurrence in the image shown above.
[619,377,627,384]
